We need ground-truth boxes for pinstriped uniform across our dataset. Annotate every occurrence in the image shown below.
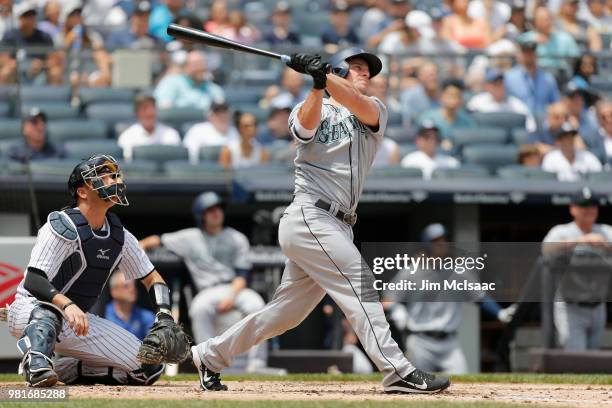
[8,214,154,380]
[197,96,416,387]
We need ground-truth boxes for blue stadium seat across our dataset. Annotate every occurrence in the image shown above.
[0,85,17,101]
[588,171,612,183]
[432,164,491,179]
[369,166,422,178]
[29,158,80,177]
[511,129,530,145]
[0,138,19,156]
[21,103,80,120]
[224,86,266,105]
[453,127,508,150]
[234,164,293,179]
[0,101,10,117]
[20,85,71,102]
[472,112,526,131]
[0,119,21,140]
[132,145,189,169]
[47,119,108,143]
[86,103,135,127]
[294,11,328,37]
[157,108,203,130]
[64,140,123,160]
[120,160,159,178]
[497,165,557,180]
[181,122,199,136]
[398,143,417,158]
[163,160,230,181]
[462,144,519,173]
[200,145,224,162]
[385,126,413,143]
[387,110,402,127]
[233,104,269,123]
[78,88,135,105]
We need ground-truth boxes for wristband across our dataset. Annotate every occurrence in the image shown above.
[62,301,75,311]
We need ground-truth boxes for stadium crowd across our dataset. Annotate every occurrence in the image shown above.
[0,0,611,183]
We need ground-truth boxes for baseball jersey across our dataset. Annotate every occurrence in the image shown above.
[288,97,388,212]
[16,212,155,300]
[160,227,251,291]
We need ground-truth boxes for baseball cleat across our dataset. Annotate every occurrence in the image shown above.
[191,346,227,391]
[27,368,58,387]
[384,368,450,394]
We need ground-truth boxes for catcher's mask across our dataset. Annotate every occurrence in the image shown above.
[68,154,129,206]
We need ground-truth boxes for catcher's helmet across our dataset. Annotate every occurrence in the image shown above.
[329,47,382,79]
[192,191,224,227]
[68,154,128,206]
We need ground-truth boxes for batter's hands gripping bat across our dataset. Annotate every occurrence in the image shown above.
[166,24,291,64]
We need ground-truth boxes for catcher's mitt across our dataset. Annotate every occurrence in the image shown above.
[137,313,191,365]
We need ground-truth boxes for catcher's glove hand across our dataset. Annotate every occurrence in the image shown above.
[137,312,191,365]
[287,53,321,74]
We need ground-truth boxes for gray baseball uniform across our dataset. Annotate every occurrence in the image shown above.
[543,222,612,350]
[161,227,266,368]
[196,96,417,386]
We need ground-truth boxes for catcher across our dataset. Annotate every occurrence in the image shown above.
[6,154,190,387]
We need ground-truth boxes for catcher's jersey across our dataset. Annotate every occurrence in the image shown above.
[16,210,154,303]
[288,96,388,212]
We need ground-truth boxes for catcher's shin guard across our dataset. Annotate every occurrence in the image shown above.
[17,305,62,387]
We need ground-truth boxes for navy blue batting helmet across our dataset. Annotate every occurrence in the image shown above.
[329,47,382,79]
[192,191,224,227]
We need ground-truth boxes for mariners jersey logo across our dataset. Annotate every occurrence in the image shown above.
[316,117,366,145]
[97,248,111,260]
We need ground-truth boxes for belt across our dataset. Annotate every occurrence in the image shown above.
[410,331,456,340]
[567,302,603,308]
[314,199,357,227]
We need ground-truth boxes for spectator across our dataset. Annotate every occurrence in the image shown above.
[154,50,225,111]
[405,8,466,62]
[400,121,459,179]
[400,62,440,127]
[118,93,181,162]
[0,0,12,40]
[518,144,543,167]
[7,108,65,163]
[219,111,269,169]
[591,100,612,161]
[149,0,184,42]
[257,107,294,164]
[2,3,53,49]
[82,0,127,28]
[263,1,300,45]
[518,6,579,70]
[562,81,599,142]
[542,187,612,351]
[183,102,239,163]
[369,74,401,121]
[107,1,160,50]
[378,9,418,54]
[38,0,62,44]
[322,1,360,53]
[139,192,272,373]
[468,0,511,42]
[542,122,602,182]
[359,0,390,44]
[441,0,492,49]
[104,271,155,341]
[418,78,476,145]
[366,0,412,49]
[204,0,234,39]
[504,0,530,41]
[266,67,307,110]
[557,0,602,51]
[373,137,400,167]
[467,68,536,132]
[578,0,612,38]
[228,10,260,44]
[529,102,570,149]
[571,54,598,92]
[504,39,560,119]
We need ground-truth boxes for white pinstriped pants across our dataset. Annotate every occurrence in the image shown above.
[198,198,414,386]
[8,295,142,383]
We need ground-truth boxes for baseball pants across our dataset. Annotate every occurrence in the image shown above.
[554,301,606,351]
[197,197,415,386]
[406,334,468,375]
[8,295,143,383]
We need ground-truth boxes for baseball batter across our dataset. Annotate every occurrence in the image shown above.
[191,49,450,394]
[6,155,189,387]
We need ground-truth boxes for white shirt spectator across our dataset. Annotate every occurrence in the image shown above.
[605,136,612,159]
[467,92,537,133]
[118,122,180,161]
[468,0,511,30]
[400,150,460,179]
[542,149,602,182]
[227,140,264,169]
[373,138,400,167]
[183,122,239,163]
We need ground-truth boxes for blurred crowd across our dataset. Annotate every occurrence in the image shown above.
[0,0,611,182]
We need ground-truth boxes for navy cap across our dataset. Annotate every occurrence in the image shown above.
[22,107,47,123]
[210,102,229,112]
[417,119,440,136]
[421,223,447,242]
[485,68,504,83]
[518,37,538,50]
[554,122,578,138]
[571,187,598,207]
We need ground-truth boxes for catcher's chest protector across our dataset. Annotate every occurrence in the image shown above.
[51,209,125,312]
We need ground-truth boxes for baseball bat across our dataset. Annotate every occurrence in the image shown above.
[166,24,291,64]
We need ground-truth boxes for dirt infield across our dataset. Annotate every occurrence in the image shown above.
[2,380,612,407]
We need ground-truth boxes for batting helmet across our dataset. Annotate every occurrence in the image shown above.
[329,47,382,79]
[192,191,224,228]
[68,154,128,206]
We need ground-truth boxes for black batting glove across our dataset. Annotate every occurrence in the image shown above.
[307,61,330,90]
[287,53,321,74]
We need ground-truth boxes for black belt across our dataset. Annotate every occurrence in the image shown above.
[567,302,603,308]
[314,199,357,227]
[410,331,456,340]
